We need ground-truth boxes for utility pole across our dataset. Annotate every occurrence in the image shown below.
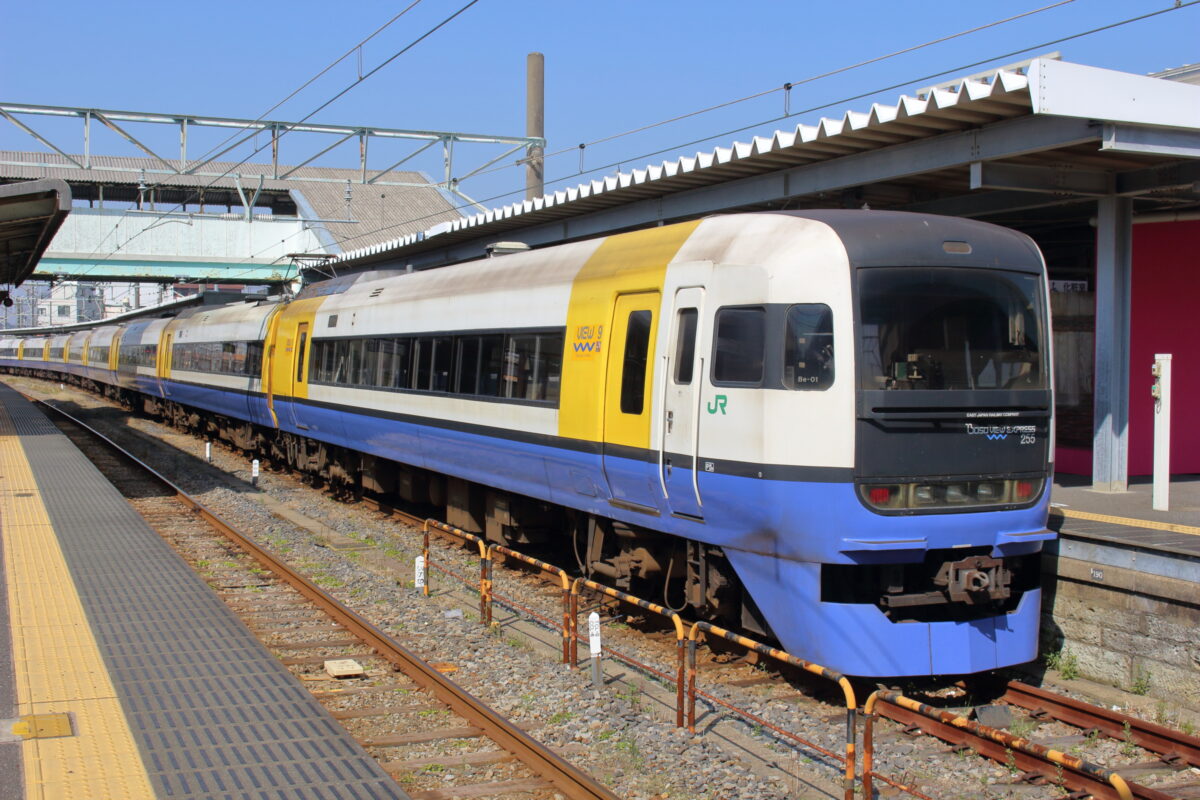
[525,52,544,201]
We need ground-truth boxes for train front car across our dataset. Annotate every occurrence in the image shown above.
[712,211,1053,678]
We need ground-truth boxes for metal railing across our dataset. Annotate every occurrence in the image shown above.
[687,621,857,800]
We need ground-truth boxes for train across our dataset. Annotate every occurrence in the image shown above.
[0,210,1055,677]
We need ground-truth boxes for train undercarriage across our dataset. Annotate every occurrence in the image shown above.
[27,368,1037,654]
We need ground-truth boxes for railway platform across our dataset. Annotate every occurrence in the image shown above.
[1050,473,1200,561]
[0,383,409,799]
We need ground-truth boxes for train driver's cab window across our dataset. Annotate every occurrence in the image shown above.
[620,310,652,414]
[784,304,834,390]
[712,307,765,384]
[673,308,698,384]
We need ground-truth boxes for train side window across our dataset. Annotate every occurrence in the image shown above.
[362,337,382,385]
[457,336,481,394]
[393,338,412,389]
[295,333,308,382]
[673,308,698,384]
[413,337,433,390]
[377,337,397,388]
[346,339,364,385]
[332,339,350,383]
[620,310,652,414]
[784,304,834,390]
[479,335,504,396]
[431,336,453,392]
[541,332,563,404]
[713,307,764,384]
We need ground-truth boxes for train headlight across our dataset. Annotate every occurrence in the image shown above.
[913,485,938,505]
[859,478,1042,511]
[973,481,1003,502]
[944,484,970,504]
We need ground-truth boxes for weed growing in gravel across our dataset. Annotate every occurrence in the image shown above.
[1182,720,1196,736]
[1045,648,1080,680]
[616,683,643,710]
[1155,701,1169,725]
[548,711,575,724]
[1121,721,1138,757]
[613,736,645,770]
[1071,728,1101,756]
[1131,668,1152,696]
[418,708,448,718]
[1004,747,1019,775]
[421,763,445,773]
[504,635,528,650]
[313,573,345,589]
[597,728,614,741]
[1008,716,1038,739]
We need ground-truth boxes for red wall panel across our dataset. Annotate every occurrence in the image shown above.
[1127,219,1200,475]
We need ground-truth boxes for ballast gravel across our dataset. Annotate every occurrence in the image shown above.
[15,377,1198,800]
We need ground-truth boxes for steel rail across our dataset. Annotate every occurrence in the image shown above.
[865,690,1177,800]
[35,399,620,800]
[1003,680,1200,767]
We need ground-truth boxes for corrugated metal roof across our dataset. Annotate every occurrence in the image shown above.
[0,152,464,251]
[333,63,1036,264]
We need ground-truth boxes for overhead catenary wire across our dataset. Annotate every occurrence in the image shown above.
[79,0,1074,277]
[73,1,429,269]
[307,0,1199,262]
[71,0,484,278]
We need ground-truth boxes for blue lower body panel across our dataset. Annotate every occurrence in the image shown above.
[109,383,1051,677]
[722,549,1042,676]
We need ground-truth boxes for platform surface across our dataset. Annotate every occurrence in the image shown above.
[0,383,408,799]
[1050,473,1200,560]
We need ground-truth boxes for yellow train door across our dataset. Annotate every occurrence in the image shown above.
[601,291,661,510]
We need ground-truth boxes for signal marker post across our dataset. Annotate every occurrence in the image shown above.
[1152,354,1172,511]
[588,611,602,687]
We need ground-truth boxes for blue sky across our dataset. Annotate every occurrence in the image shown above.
[2,0,1197,225]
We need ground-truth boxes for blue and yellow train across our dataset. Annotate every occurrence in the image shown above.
[1,210,1055,677]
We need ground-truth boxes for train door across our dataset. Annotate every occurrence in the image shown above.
[659,287,706,519]
[601,292,661,512]
[289,321,310,428]
[158,331,174,397]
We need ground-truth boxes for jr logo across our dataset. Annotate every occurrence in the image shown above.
[707,395,728,415]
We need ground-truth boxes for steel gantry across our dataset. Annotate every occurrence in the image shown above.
[0,102,545,209]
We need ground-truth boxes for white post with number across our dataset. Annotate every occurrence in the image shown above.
[588,611,602,687]
[1152,354,1172,511]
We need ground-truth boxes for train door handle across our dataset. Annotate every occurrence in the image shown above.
[667,410,674,433]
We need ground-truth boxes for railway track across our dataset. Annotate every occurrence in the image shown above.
[866,680,1200,800]
[38,398,619,800]
[22,379,1200,800]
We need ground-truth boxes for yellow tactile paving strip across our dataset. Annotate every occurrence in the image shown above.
[0,405,156,799]
[1052,507,1200,537]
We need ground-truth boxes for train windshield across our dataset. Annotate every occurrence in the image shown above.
[858,267,1046,391]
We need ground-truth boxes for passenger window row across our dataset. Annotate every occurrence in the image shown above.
[119,344,158,369]
[309,330,564,406]
[173,340,265,378]
[87,345,111,365]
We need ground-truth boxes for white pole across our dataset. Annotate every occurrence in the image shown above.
[414,556,425,592]
[1152,354,1172,511]
[205,441,212,463]
[588,611,602,687]
[251,458,260,488]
